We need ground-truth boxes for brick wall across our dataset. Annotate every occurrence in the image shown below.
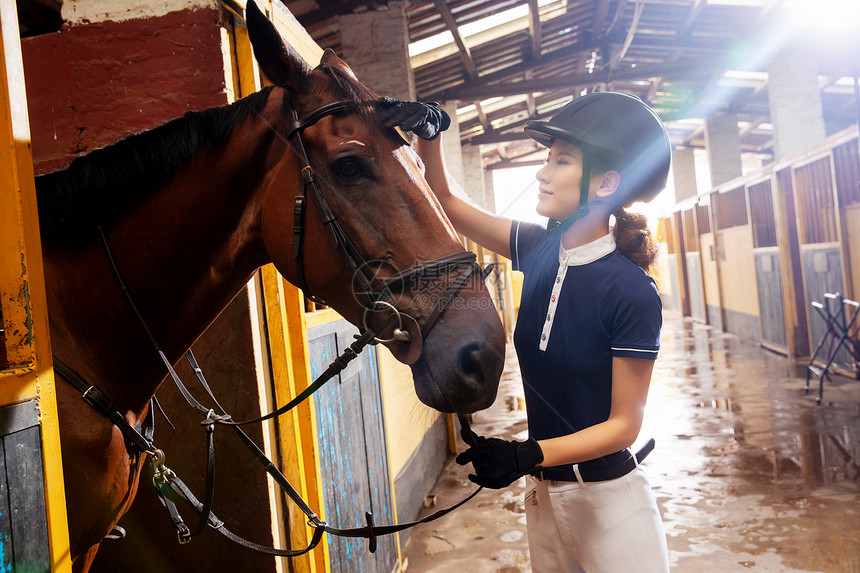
[22,7,227,173]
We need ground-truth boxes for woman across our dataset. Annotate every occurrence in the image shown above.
[390,91,672,572]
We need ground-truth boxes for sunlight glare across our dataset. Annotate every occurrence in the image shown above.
[785,0,860,36]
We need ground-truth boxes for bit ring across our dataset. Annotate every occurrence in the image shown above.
[362,300,404,344]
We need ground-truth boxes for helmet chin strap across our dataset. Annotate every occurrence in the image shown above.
[548,152,608,234]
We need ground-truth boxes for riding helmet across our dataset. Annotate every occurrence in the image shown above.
[523,92,671,206]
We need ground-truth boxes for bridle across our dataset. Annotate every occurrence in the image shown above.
[284,90,491,346]
[55,89,492,556]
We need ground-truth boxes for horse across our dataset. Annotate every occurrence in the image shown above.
[35,3,505,570]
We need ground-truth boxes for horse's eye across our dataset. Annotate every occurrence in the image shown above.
[332,158,364,180]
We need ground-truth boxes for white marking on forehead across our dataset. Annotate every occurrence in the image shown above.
[339,140,366,148]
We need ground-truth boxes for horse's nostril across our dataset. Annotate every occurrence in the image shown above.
[459,343,485,384]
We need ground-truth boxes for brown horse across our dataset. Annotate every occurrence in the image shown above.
[36,3,504,570]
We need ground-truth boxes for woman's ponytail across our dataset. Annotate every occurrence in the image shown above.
[614,209,658,271]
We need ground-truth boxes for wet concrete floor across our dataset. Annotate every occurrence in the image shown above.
[401,311,860,572]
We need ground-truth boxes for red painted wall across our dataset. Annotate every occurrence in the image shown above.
[22,7,228,173]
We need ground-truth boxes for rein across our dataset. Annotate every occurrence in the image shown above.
[55,92,492,556]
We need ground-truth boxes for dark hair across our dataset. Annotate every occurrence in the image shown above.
[582,148,657,270]
[614,209,657,270]
[36,86,275,245]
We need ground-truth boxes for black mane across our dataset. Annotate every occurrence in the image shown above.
[36,86,274,244]
[36,63,381,247]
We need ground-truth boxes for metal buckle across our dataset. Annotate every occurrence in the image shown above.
[361,300,410,344]
[150,449,176,487]
[177,523,192,544]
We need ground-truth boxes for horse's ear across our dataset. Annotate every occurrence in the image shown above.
[246,0,312,88]
[318,48,358,81]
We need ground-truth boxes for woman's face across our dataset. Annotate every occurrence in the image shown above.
[535,139,603,220]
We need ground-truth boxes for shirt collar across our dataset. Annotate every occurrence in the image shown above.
[558,231,616,266]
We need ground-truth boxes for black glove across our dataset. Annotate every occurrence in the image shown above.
[377,97,451,140]
[456,436,544,489]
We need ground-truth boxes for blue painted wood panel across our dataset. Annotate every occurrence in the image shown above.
[686,252,706,323]
[755,250,787,351]
[308,320,396,573]
[0,402,50,573]
[667,255,681,313]
[802,247,853,367]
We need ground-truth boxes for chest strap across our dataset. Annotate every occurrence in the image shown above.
[53,356,155,454]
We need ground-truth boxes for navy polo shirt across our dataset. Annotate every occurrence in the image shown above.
[510,220,662,443]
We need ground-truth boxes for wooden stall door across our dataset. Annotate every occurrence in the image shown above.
[659,216,683,313]
[683,208,706,323]
[833,137,860,302]
[696,201,724,329]
[308,319,397,573]
[749,179,788,353]
[754,249,788,351]
[666,255,682,312]
[775,167,810,357]
[794,156,852,365]
[714,185,760,339]
[673,211,691,316]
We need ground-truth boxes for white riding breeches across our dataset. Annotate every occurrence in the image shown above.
[524,467,669,573]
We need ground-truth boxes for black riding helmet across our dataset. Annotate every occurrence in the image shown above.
[523,92,671,229]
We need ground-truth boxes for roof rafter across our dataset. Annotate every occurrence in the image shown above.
[676,0,707,39]
[526,0,541,60]
[440,56,721,101]
[420,30,734,100]
[590,0,612,38]
[434,0,479,79]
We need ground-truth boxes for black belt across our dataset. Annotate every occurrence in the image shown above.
[531,438,655,483]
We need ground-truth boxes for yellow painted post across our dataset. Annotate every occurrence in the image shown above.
[260,267,328,573]
[0,0,71,570]
[495,254,517,339]
[233,27,260,100]
[278,276,330,573]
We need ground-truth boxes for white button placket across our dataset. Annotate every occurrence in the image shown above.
[539,254,569,351]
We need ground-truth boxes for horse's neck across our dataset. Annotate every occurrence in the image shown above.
[49,116,289,413]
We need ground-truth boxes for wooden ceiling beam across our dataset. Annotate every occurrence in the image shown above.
[525,70,536,118]
[486,158,544,170]
[438,56,720,101]
[646,78,662,102]
[684,122,706,145]
[676,0,707,39]
[434,0,480,79]
[418,29,624,98]
[475,102,491,133]
[604,0,629,38]
[726,79,770,115]
[470,130,533,144]
[527,0,541,60]
[739,117,766,136]
[590,0,612,38]
[418,33,736,99]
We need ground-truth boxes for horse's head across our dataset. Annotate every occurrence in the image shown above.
[246,2,504,414]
